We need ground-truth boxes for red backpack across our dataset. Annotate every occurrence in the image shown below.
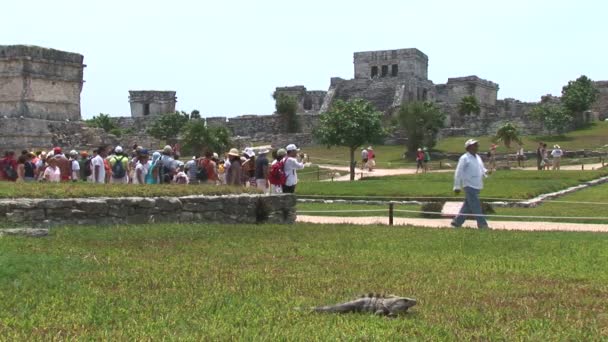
[268,158,287,186]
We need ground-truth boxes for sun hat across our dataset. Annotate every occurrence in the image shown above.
[80,151,89,157]
[367,146,373,150]
[277,148,287,157]
[163,145,173,154]
[258,149,270,155]
[228,148,240,156]
[114,145,123,154]
[554,144,560,149]
[286,144,299,152]
[69,150,78,156]
[464,139,479,148]
[212,152,219,160]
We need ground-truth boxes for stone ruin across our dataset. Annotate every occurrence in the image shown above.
[1,44,608,151]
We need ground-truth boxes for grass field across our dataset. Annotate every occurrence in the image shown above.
[1,224,607,340]
[296,170,608,200]
[303,122,608,166]
[0,182,259,199]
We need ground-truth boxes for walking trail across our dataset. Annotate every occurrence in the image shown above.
[296,215,608,232]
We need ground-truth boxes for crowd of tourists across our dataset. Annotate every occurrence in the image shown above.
[0,143,309,193]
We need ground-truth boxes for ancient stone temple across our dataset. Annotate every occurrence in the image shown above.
[129,90,177,117]
[0,45,85,121]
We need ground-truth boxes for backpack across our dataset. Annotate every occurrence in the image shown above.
[268,159,287,186]
[2,160,17,180]
[111,156,126,178]
[196,159,209,181]
[83,158,93,177]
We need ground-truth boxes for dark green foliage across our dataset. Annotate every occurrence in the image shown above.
[397,101,445,157]
[529,103,573,134]
[181,119,231,155]
[85,113,117,133]
[315,99,386,180]
[190,110,201,120]
[146,111,190,142]
[561,75,600,128]
[493,122,522,150]
[275,94,300,133]
[457,96,481,116]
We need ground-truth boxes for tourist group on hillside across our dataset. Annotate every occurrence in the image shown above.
[0,143,308,194]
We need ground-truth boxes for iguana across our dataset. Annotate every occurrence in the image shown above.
[309,293,417,316]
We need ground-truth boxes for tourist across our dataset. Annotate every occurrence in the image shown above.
[36,151,47,180]
[516,144,525,168]
[16,154,28,182]
[23,152,37,182]
[52,147,71,182]
[225,148,243,186]
[536,142,544,170]
[415,148,424,174]
[361,148,369,170]
[367,146,375,171]
[198,151,218,185]
[551,145,563,170]
[146,151,162,184]
[185,155,199,184]
[174,162,189,184]
[255,149,270,192]
[242,148,256,187]
[109,146,130,184]
[68,150,80,182]
[79,151,91,181]
[217,159,226,185]
[542,143,550,170]
[133,149,150,185]
[157,145,177,184]
[283,144,305,193]
[269,148,287,194]
[92,146,107,184]
[43,157,61,183]
[451,139,490,229]
[488,144,497,172]
[0,151,18,182]
[423,147,431,173]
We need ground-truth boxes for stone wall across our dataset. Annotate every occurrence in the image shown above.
[353,48,429,80]
[0,45,84,121]
[0,194,296,227]
[592,81,608,120]
[129,91,177,118]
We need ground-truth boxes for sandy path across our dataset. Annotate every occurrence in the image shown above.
[297,215,608,232]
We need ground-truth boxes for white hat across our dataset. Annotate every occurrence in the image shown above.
[258,149,270,155]
[243,147,255,158]
[114,146,123,153]
[212,152,219,159]
[554,145,560,149]
[163,145,173,154]
[464,139,478,148]
[69,150,78,156]
[286,144,299,152]
[417,148,422,152]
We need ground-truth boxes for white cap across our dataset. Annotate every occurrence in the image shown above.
[243,147,255,158]
[286,144,299,152]
[212,152,219,159]
[69,150,78,156]
[115,146,123,153]
[464,139,478,148]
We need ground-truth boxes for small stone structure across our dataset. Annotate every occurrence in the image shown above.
[0,45,85,121]
[592,81,608,120]
[0,194,296,227]
[273,86,327,113]
[129,90,177,117]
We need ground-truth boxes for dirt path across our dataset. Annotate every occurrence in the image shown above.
[297,215,608,232]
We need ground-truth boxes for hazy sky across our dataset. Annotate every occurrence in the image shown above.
[4,0,606,119]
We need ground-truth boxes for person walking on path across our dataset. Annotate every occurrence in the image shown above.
[415,148,424,174]
[423,147,431,173]
[367,146,375,172]
[488,144,497,172]
[551,145,563,170]
[255,149,270,192]
[451,139,490,229]
[283,144,305,193]
[536,142,544,170]
[361,148,369,170]
[516,144,525,168]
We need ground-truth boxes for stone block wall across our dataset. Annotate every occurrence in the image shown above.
[592,81,608,120]
[0,194,296,227]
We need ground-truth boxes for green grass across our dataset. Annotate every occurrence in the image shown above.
[304,145,417,169]
[436,121,608,154]
[297,170,608,200]
[1,224,607,339]
[0,182,259,199]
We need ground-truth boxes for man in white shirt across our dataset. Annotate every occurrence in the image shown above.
[92,146,107,184]
[451,139,490,229]
[551,145,563,170]
[282,144,305,193]
[69,150,81,182]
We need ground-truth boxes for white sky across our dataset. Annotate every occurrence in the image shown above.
[3,0,606,118]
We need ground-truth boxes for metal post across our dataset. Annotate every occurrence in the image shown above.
[389,203,394,226]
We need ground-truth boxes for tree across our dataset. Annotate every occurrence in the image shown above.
[315,99,385,181]
[397,101,446,158]
[275,93,300,133]
[181,119,231,155]
[86,113,117,133]
[457,96,481,117]
[146,111,189,143]
[493,122,522,166]
[529,103,572,134]
[190,109,201,120]
[561,75,599,127]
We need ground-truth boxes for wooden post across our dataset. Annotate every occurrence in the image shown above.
[439,161,442,169]
[582,163,585,170]
[389,203,394,226]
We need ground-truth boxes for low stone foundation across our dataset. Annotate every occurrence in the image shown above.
[0,194,296,227]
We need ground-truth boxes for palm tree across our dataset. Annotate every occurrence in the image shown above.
[457,96,481,116]
[493,122,522,167]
